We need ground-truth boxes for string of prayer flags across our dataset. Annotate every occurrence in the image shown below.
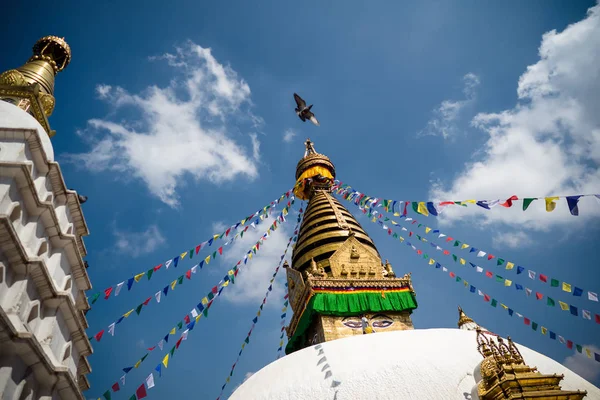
[87,188,294,309]
[379,217,600,364]
[97,199,298,399]
[216,207,304,400]
[277,283,290,359]
[337,187,599,306]
[331,181,598,217]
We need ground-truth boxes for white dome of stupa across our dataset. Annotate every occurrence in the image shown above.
[229,329,600,400]
[0,100,54,161]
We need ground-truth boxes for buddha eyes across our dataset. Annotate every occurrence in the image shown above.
[342,319,363,329]
[372,320,393,328]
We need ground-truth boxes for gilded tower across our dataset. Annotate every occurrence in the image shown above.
[284,139,418,354]
[0,35,71,137]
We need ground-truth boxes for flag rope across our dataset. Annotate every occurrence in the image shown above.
[87,188,294,310]
[216,205,304,400]
[276,282,290,359]
[95,199,296,399]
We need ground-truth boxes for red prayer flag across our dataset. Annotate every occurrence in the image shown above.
[487,254,495,260]
[409,232,413,237]
[411,220,416,224]
[485,271,493,278]
[484,294,491,302]
[185,270,191,280]
[449,272,456,278]
[104,287,113,300]
[535,292,543,300]
[524,318,531,325]
[226,228,231,236]
[284,294,289,300]
[416,250,423,255]
[195,245,201,254]
[439,201,454,206]
[184,315,191,324]
[500,195,518,207]
[446,237,453,242]
[112,382,120,392]
[176,337,183,349]
[388,229,392,235]
[136,383,147,399]
[212,286,218,294]
[596,314,600,324]
[95,330,105,342]
[147,346,156,351]
[153,264,162,272]
[567,340,573,349]
[142,297,151,306]
[539,274,548,283]
[443,250,450,255]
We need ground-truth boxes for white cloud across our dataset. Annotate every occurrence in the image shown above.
[492,231,534,249]
[419,73,480,139]
[283,129,297,143]
[114,224,166,258]
[220,214,293,304]
[65,41,260,208]
[563,345,600,383]
[430,4,600,230]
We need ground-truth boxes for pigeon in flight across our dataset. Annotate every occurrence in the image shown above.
[294,93,320,126]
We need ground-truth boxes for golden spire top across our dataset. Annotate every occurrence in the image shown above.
[457,306,479,330]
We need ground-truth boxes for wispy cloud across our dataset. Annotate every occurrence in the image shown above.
[114,224,166,258]
[65,41,261,208]
[492,231,534,249]
[418,73,480,139]
[563,345,600,383]
[283,129,296,143]
[430,4,600,229]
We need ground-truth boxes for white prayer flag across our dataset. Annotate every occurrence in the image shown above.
[191,265,198,274]
[589,291,598,302]
[120,375,126,386]
[442,267,448,272]
[165,259,173,269]
[477,290,484,296]
[145,373,155,389]
[582,310,591,320]
[526,288,532,296]
[528,270,536,280]
[108,323,116,336]
[182,329,189,341]
[115,281,125,297]
[476,267,483,273]
[191,309,199,318]
[158,340,164,351]
[438,233,446,238]
[155,291,161,303]
[516,313,523,318]
[477,251,486,258]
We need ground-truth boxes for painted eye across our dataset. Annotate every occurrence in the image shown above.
[372,320,393,328]
[342,320,363,329]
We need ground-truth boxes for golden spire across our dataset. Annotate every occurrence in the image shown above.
[0,36,71,136]
[457,305,478,330]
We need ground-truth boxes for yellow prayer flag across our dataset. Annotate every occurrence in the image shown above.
[201,297,208,305]
[279,340,284,346]
[541,327,547,335]
[282,307,287,312]
[428,259,435,265]
[562,282,572,293]
[257,310,261,317]
[241,219,247,225]
[425,227,431,234]
[134,360,142,368]
[226,377,230,383]
[393,212,400,217]
[501,304,508,309]
[505,262,515,270]
[213,234,220,240]
[228,270,234,276]
[249,253,253,260]
[123,309,134,318]
[223,281,230,287]
[399,237,405,242]
[391,221,398,225]
[504,279,512,287]
[586,348,592,358]
[162,354,169,368]
[195,315,201,323]
[461,244,469,249]
[170,280,177,290]
[371,217,377,222]
[170,328,176,335]
[417,202,429,216]
[460,258,466,265]
[559,301,569,311]
[463,199,476,204]
[463,281,468,287]
[134,273,145,282]
[545,197,560,212]
[180,251,187,260]
[205,255,211,265]
[241,343,246,349]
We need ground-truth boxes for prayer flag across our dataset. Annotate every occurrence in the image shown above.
[545,197,559,212]
[136,384,147,399]
[562,282,572,293]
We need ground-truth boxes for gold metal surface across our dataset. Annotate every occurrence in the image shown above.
[457,306,476,328]
[295,139,336,181]
[0,36,71,136]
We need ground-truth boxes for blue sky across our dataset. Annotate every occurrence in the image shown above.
[3,0,600,397]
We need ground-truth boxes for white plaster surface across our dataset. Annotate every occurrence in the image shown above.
[0,100,54,161]
[229,329,600,400]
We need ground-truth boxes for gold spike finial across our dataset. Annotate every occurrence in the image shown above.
[457,305,475,328]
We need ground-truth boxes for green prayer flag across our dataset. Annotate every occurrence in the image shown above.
[240,231,244,238]
[423,254,429,259]
[170,346,176,357]
[576,344,582,353]
[284,300,289,307]
[189,248,194,259]
[208,292,214,300]
[416,235,422,240]
[412,202,419,213]
[551,279,559,287]
[523,198,535,210]
[141,353,148,362]
[103,390,112,400]
[491,299,498,307]
[177,275,184,285]
[177,321,183,330]
[213,251,217,259]
[147,269,154,280]
[393,233,398,238]
[135,304,143,315]
[417,224,422,228]
[203,308,209,317]
[456,276,462,282]
[547,297,555,307]
[129,395,136,400]
[495,275,503,283]
[531,322,538,331]
[454,240,460,247]
[90,292,101,304]
[244,337,250,344]
[219,232,225,239]
[259,304,264,310]
[452,254,458,262]
[497,258,505,266]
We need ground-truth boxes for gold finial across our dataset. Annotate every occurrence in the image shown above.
[457,305,476,329]
[294,138,336,200]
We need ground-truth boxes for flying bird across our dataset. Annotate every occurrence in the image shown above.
[294,93,320,126]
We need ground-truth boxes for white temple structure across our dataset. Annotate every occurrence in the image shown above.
[0,36,92,399]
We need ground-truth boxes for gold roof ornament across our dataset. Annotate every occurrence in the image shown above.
[0,35,71,136]
[474,328,587,399]
[457,306,477,330]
